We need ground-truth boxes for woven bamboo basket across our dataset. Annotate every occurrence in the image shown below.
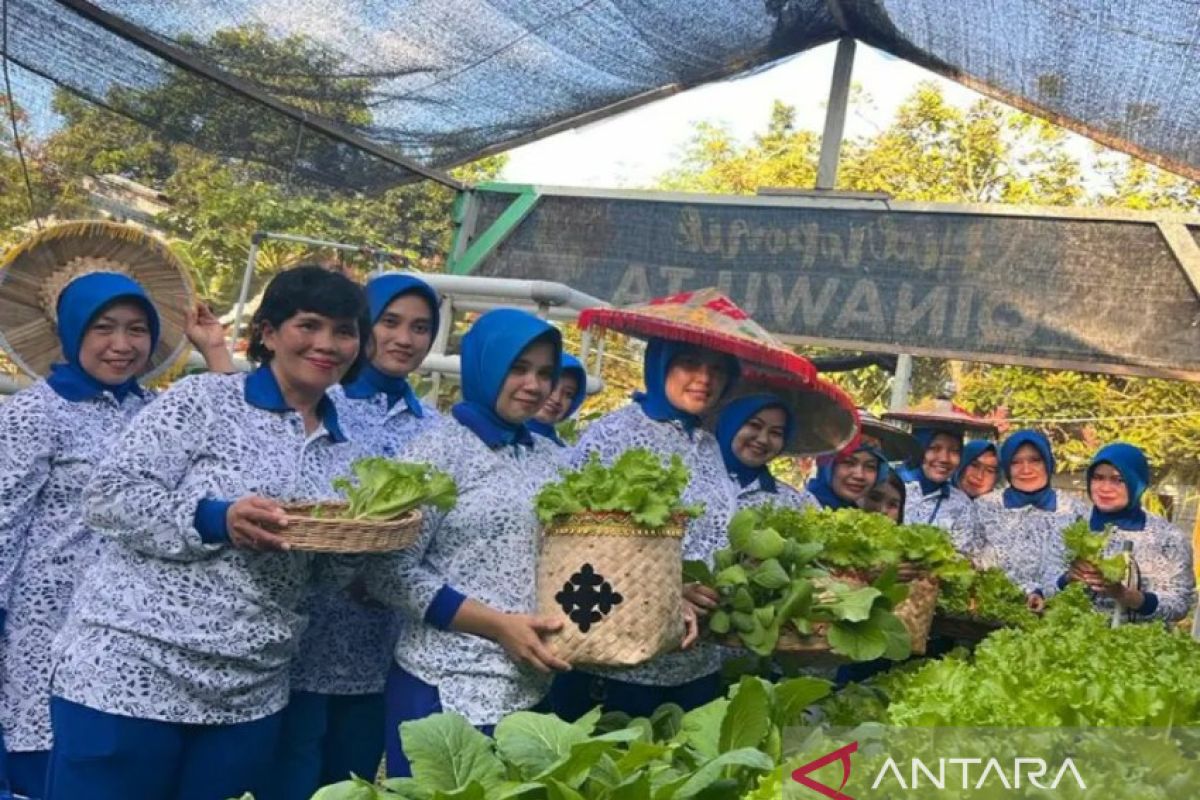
[719,570,939,658]
[280,502,422,553]
[537,511,686,667]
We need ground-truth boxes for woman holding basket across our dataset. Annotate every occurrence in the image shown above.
[0,223,231,800]
[359,308,569,778]
[45,265,369,800]
[271,273,444,800]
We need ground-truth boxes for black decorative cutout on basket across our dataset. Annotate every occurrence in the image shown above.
[556,563,623,633]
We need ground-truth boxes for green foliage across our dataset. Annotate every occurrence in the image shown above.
[534,450,699,528]
[295,677,830,799]
[936,566,1039,627]
[1062,519,1128,583]
[331,458,457,520]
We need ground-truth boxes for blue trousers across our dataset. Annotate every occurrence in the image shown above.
[6,750,49,799]
[46,696,282,800]
[549,671,721,721]
[383,665,497,779]
[263,691,385,800]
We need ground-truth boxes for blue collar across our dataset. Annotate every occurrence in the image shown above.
[1090,505,1147,532]
[633,391,701,435]
[46,362,146,403]
[1003,485,1057,511]
[452,401,534,451]
[244,365,346,442]
[343,362,424,416]
[743,469,778,493]
[900,464,952,499]
[527,418,566,447]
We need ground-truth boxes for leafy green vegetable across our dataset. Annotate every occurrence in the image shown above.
[534,449,700,528]
[331,457,457,520]
[1063,519,1128,583]
[937,567,1038,628]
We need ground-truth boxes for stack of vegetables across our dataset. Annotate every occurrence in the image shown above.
[688,507,972,662]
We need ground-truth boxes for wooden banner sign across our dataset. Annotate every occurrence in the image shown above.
[466,187,1200,380]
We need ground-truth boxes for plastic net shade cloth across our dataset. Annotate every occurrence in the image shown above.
[4,1,1199,189]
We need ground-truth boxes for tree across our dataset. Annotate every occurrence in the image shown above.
[653,82,1200,479]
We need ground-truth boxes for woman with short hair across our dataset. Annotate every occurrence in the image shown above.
[45,265,369,800]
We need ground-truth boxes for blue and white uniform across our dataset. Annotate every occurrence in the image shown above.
[550,339,739,719]
[0,274,159,798]
[46,367,358,800]
[716,394,816,512]
[975,431,1086,596]
[359,309,564,777]
[899,428,980,558]
[1059,443,1195,623]
[272,274,442,800]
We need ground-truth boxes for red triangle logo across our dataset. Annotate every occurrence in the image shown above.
[791,741,858,800]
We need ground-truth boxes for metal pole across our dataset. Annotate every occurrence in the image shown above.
[230,233,263,353]
[889,354,913,411]
[816,36,857,190]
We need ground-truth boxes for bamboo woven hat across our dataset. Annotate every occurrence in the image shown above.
[882,398,999,438]
[711,370,860,457]
[857,409,924,463]
[579,288,859,455]
[0,221,195,381]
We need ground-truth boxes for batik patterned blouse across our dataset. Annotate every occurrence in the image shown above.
[974,491,1088,595]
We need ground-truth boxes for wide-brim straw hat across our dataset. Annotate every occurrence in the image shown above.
[0,221,195,381]
[711,370,860,457]
[882,398,999,439]
[579,288,859,455]
[858,409,924,463]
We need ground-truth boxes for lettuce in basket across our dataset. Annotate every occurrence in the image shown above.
[332,457,457,520]
[534,449,702,528]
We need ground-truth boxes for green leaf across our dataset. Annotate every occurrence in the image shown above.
[772,677,833,726]
[650,704,685,741]
[708,610,731,635]
[433,783,486,800]
[610,772,653,800]
[310,778,383,800]
[542,778,587,800]
[676,699,729,760]
[494,711,588,780]
[401,713,505,793]
[727,509,757,552]
[749,558,789,590]
[826,617,888,661]
[682,560,714,586]
[718,677,771,753]
[615,741,672,778]
[876,607,913,661]
[823,586,882,622]
[671,749,775,799]
[743,526,786,560]
[714,565,749,589]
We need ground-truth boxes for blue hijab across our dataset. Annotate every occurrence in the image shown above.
[344,274,440,414]
[1000,430,1057,511]
[452,308,562,450]
[528,353,586,446]
[952,440,998,496]
[899,427,963,498]
[807,443,887,510]
[46,272,160,402]
[716,394,795,490]
[1087,442,1149,531]
[633,338,740,434]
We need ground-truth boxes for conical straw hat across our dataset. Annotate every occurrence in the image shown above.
[857,409,924,463]
[710,370,860,457]
[882,398,999,438]
[0,221,195,381]
[579,288,818,382]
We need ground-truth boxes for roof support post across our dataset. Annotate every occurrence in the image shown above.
[446,185,540,275]
[816,36,856,190]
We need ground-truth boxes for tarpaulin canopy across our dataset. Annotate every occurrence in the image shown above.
[5,0,1199,189]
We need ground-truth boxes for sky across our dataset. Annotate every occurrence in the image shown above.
[499,41,1098,191]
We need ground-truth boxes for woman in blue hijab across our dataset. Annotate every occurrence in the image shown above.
[807,442,887,511]
[953,440,999,500]
[1062,443,1194,623]
[549,338,740,721]
[715,394,815,510]
[273,274,443,800]
[529,352,587,448]
[0,273,229,800]
[358,308,568,778]
[974,430,1087,611]
[898,426,981,556]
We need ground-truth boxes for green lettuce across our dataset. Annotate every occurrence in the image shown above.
[331,457,457,520]
[534,449,701,528]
